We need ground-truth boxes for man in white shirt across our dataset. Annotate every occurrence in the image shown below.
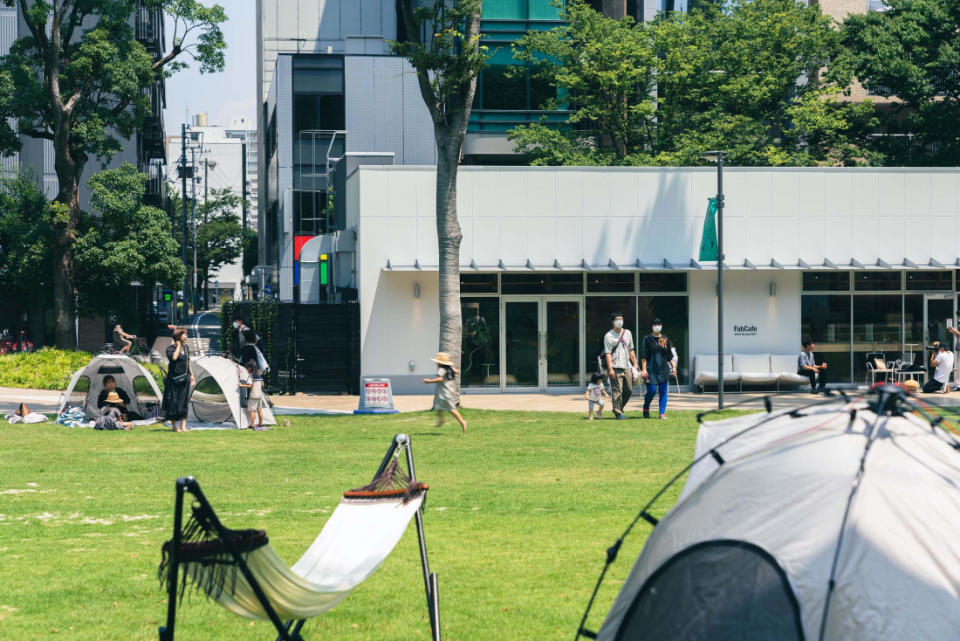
[923,342,954,393]
[603,312,639,419]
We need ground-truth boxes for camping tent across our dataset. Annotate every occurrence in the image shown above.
[58,353,163,420]
[187,354,276,429]
[594,389,960,641]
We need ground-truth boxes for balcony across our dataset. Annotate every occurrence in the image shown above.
[867,0,888,11]
[141,115,165,161]
[294,130,346,192]
[135,2,163,53]
[143,161,166,207]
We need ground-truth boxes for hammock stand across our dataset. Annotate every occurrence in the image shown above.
[157,433,440,641]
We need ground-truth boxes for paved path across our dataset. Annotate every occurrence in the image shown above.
[5,385,959,418]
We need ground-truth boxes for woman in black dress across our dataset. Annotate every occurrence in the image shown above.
[162,328,195,432]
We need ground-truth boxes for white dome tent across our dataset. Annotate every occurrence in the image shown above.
[187,354,276,429]
[577,386,960,641]
[58,353,163,420]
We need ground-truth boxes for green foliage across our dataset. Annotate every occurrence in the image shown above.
[0,348,91,390]
[392,0,486,138]
[73,164,186,317]
[0,171,54,306]
[0,409,750,640]
[511,0,879,167]
[837,0,960,164]
[242,227,258,277]
[220,299,282,390]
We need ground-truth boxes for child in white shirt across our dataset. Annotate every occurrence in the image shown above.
[586,373,609,420]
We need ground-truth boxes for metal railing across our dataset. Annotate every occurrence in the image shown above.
[294,130,346,192]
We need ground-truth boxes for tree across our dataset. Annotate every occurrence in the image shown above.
[168,188,244,306]
[0,0,226,346]
[838,0,960,165]
[73,163,185,321]
[0,171,54,312]
[510,0,658,165]
[394,0,486,384]
[510,0,878,167]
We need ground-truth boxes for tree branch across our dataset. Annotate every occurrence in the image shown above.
[17,0,49,51]
[20,127,55,141]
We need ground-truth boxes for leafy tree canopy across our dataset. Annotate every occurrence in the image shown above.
[74,163,185,316]
[510,0,879,167]
[837,0,960,164]
[0,171,54,304]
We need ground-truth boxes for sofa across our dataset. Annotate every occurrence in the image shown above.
[694,353,811,392]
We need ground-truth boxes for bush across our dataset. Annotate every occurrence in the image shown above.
[0,349,92,390]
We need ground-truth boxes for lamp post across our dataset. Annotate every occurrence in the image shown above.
[700,150,728,410]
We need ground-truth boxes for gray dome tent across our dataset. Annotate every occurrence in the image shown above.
[579,387,960,641]
[58,353,163,420]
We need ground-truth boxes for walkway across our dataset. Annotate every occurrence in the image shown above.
[5,386,958,417]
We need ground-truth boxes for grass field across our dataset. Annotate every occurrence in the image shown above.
[0,409,743,641]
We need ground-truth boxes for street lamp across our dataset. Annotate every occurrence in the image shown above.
[700,150,728,410]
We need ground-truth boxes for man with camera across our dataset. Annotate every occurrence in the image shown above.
[923,342,954,394]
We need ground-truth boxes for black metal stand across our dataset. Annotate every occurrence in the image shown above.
[158,433,440,641]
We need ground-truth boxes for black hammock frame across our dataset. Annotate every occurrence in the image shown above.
[573,384,960,641]
[158,433,441,641]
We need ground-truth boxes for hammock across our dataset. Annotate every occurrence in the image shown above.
[157,434,440,641]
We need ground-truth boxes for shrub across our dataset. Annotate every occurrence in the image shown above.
[0,349,92,390]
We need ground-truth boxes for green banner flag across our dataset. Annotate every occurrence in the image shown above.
[698,197,718,261]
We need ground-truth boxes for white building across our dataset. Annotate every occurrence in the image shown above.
[166,117,257,303]
[330,165,960,393]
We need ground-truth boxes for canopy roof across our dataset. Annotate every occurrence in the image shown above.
[58,354,163,420]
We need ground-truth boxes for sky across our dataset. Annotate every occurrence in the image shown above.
[163,1,257,136]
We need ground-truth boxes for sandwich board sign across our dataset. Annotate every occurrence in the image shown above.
[354,378,399,414]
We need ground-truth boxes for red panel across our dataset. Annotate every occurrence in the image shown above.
[295,234,316,261]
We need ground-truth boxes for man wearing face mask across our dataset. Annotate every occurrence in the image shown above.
[604,312,638,419]
[640,318,676,419]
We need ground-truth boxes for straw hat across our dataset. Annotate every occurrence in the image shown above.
[105,391,122,404]
[903,379,920,393]
[430,352,454,366]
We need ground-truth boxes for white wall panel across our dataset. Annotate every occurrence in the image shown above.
[822,171,853,217]
[929,172,959,216]
[877,171,905,216]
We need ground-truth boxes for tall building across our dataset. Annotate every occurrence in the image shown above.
[255,0,679,302]
[166,116,257,303]
[0,2,167,209]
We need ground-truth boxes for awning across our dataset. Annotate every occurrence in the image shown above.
[382,258,960,272]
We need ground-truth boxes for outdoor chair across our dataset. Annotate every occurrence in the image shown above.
[864,352,896,386]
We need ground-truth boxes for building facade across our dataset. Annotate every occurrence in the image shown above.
[343,165,960,393]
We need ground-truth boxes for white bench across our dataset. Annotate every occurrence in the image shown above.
[694,354,740,391]
[695,353,813,392]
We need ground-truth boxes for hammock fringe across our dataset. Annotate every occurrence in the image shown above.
[344,456,428,504]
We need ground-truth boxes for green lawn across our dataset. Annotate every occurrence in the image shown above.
[0,409,743,641]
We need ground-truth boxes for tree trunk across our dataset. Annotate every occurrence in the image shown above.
[435,133,464,385]
[52,165,81,348]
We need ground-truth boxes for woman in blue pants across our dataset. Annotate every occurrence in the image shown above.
[640,319,676,419]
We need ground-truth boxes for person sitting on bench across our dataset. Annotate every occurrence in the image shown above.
[924,342,954,394]
[798,339,828,394]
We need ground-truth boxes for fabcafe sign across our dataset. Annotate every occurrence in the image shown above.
[734,324,758,337]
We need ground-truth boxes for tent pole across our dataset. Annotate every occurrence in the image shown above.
[404,437,441,641]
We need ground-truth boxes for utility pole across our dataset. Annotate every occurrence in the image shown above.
[241,139,248,299]
[190,146,198,313]
[180,123,189,322]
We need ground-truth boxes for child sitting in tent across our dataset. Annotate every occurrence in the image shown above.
[94,392,132,430]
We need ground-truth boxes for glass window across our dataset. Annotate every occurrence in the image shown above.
[529,73,555,110]
[462,298,500,387]
[481,66,526,110]
[294,94,345,132]
[638,296,689,384]
[904,294,924,368]
[854,271,901,291]
[853,294,902,382]
[803,271,850,291]
[293,190,326,235]
[801,295,851,383]
[905,270,952,291]
[587,273,634,293]
[585,296,636,375]
[637,273,686,292]
[460,274,498,294]
[501,273,582,294]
